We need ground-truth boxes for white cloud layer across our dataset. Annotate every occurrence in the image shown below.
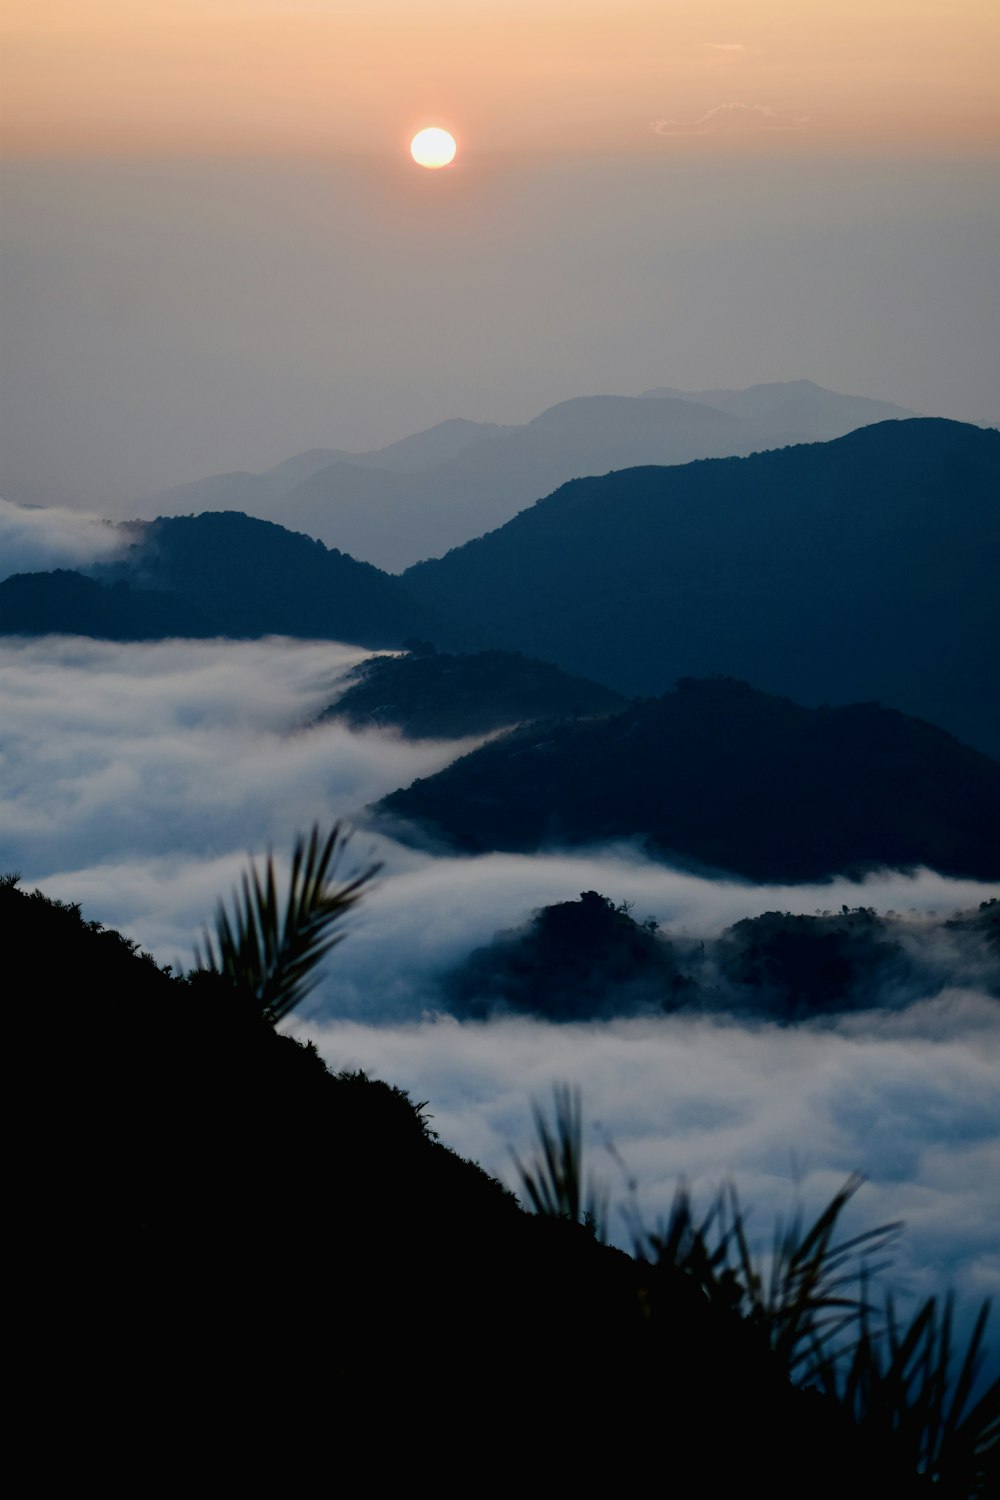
[294,1001,1000,1375]
[3,635,997,1370]
[0,634,467,881]
[0,498,128,579]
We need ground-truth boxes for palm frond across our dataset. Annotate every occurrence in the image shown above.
[194,823,380,1022]
[641,1173,901,1378]
[809,1292,998,1495]
[511,1084,608,1241]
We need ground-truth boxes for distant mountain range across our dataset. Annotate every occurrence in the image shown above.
[374,676,1000,883]
[639,380,917,442]
[136,380,919,571]
[4,418,996,759]
[402,418,1000,757]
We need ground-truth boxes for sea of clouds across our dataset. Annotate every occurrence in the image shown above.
[2,634,997,1369]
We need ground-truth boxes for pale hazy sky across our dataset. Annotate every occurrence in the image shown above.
[2,2,998,507]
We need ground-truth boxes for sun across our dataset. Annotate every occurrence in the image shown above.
[410,127,457,169]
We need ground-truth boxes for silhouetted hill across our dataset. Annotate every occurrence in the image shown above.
[439,896,1000,1024]
[7,873,923,1492]
[118,511,457,642]
[321,647,627,738]
[402,419,1000,756]
[0,512,462,647]
[375,677,1000,882]
[0,567,216,638]
[446,889,684,1020]
[137,382,916,570]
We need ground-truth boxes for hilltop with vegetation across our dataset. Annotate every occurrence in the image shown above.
[9,850,995,1493]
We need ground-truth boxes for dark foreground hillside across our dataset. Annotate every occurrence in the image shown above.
[375,677,1000,881]
[7,876,943,1492]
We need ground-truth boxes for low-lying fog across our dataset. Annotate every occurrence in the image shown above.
[3,635,997,1363]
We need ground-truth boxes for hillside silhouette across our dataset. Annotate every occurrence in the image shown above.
[446,889,683,1020]
[402,419,1000,756]
[440,896,999,1024]
[321,646,626,738]
[0,511,460,647]
[375,676,1000,882]
[7,871,943,1493]
[136,381,917,570]
[5,423,996,765]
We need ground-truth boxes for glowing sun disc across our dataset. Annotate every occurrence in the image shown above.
[410,127,457,169]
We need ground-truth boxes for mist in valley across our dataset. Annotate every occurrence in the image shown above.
[3,633,996,1360]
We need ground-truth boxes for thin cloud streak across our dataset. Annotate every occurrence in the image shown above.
[652,102,809,136]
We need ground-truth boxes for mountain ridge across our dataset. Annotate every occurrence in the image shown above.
[374,675,1000,882]
[400,418,1000,756]
[133,380,921,570]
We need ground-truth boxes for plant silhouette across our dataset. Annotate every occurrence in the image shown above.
[194,822,380,1022]
[516,1083,998,1496]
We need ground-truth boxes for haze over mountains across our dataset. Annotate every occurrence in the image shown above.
[136,381,919,570]
[639,380,920,441]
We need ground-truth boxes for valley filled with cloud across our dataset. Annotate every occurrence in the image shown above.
[4,633,996,1361]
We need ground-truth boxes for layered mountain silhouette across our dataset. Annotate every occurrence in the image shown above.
[321,647,626,739]
[5,420,995,761]
[402,419,1000,757]
[375,677,1000,882]
[0,511,455,646]
[137,381,918,570]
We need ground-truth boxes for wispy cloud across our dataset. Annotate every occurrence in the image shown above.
[652,102,809,137]
[0,499,129,580]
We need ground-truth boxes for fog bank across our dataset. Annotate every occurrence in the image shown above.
[4,635,996,1358]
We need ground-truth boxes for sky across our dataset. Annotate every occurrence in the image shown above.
[2,633,998,1366]
[1,1,998,509]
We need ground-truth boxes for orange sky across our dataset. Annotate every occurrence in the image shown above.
[3,0,998,157]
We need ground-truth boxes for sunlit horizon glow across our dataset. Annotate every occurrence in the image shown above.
[410,127,457,169]
[1,2,998,159]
